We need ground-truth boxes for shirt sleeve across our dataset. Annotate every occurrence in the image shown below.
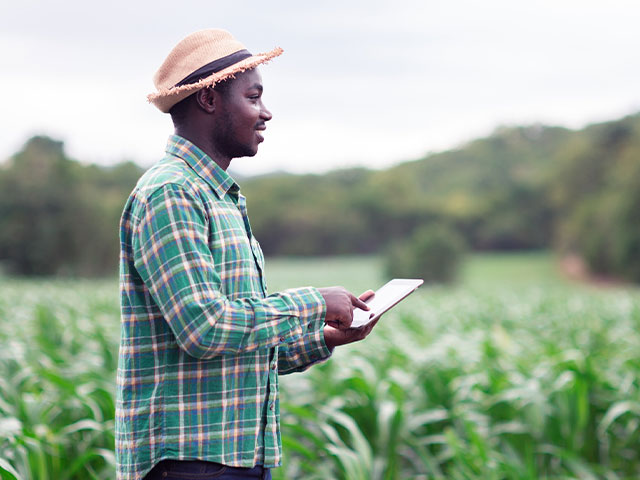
[131,184,326,359]
[277,328,332,374]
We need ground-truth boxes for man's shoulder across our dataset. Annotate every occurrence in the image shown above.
[133,154,203,201]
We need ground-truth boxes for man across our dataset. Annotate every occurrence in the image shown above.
[116,29,378,480]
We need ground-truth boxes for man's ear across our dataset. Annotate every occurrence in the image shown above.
[195,87,216,113]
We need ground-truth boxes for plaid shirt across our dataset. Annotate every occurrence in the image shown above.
[116,135,330,480]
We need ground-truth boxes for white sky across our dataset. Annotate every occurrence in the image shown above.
[1,0,639,176]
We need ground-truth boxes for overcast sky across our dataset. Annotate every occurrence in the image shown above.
[1,0,639,176]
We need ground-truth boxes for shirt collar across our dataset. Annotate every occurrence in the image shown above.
[165,134,239,199]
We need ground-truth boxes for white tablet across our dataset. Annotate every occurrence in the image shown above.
[351,278,424,328]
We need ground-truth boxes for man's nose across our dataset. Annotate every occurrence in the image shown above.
[260,103,272,121]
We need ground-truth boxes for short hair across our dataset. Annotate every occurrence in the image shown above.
[213,77,232,96]
[169,78,234,127]
[168,93,193,127]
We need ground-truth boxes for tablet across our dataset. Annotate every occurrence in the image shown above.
[351,278,424,328]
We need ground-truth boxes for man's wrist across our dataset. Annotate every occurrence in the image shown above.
[323,327,336,352]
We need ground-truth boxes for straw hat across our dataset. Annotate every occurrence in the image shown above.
[148,29,283,113]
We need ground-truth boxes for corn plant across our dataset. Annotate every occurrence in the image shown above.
[1,254,640,479]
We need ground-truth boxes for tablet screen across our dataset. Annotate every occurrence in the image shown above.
[351,279,423,328]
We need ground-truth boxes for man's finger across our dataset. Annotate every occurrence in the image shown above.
[358,289,375,302]
[350,294,370,311]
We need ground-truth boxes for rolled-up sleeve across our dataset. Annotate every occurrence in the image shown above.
[132,184,326,359]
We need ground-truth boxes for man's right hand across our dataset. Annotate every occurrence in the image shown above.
[318,286,369,330]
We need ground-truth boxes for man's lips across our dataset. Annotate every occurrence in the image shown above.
[255,125,266,142]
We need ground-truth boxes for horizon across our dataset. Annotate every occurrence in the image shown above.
[6,109,638,179]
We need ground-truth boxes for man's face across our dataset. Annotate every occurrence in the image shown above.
[213,68,272,159]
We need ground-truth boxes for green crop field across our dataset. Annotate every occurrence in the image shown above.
[1,253,640,479]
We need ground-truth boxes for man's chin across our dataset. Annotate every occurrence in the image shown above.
[229,143,260,160]
[241,147,259,158]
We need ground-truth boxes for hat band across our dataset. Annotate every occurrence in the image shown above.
[175,49,253,87]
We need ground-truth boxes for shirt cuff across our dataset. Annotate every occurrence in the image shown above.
[305,327,333,364]
[283,286,326,333]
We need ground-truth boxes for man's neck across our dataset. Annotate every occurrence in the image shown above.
[174,128,232,171]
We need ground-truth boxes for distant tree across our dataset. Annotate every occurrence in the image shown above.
[385,224,466,284]
[0,136,82,274]
[2,112,640,281]
[0,136,142,276]
[552,115,640,282]
[243,123,567,256]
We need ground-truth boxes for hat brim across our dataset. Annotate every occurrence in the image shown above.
[148,47,283,113]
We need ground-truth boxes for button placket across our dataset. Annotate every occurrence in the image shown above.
[236,194,267,296]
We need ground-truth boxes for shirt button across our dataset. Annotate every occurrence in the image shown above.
[271,362,277,370]
[270,403,275,411]
[279,337,285,343]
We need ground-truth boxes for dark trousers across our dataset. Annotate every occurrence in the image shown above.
[144,459,272,480]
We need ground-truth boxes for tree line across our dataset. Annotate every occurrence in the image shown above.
[1,112,639,281]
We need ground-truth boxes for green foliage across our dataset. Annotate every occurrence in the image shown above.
[242,124,565,256]
[3,112,640,282]
[2,254,640,478]
[0,278,118,479]
[0,136,143,276]
[271,254,640,479]
[551,115,640,281]
[243,169,383,255]
[384,224,466,284]
[243,114,640,282]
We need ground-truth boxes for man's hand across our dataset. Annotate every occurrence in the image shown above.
[324,290,380,350]
[318,286,369,330]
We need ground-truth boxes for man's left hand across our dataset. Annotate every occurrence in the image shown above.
[323,290,379,350]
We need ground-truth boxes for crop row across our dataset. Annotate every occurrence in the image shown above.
[1,278,639,479]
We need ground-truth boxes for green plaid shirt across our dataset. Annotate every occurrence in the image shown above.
[116,135,330,480]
